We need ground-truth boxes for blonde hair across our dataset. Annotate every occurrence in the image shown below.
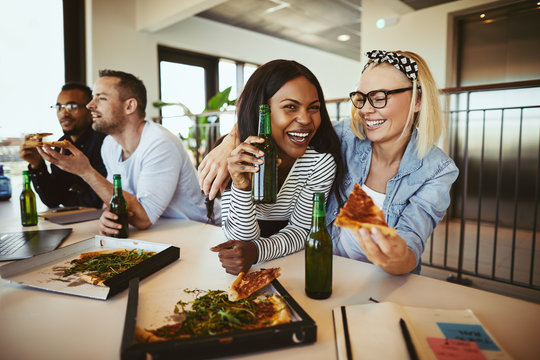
[350,50,442,158]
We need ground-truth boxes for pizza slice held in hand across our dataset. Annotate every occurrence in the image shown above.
[24,133,70,148]
[228,267,281,302]
[335,183,396,237]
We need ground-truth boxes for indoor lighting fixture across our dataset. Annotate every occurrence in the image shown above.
[265,0,290,14]
[480,13,486,18]
[376,17,398,29]
[337,34,350,42]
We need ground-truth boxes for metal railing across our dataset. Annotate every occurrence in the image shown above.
[428,80,540,291]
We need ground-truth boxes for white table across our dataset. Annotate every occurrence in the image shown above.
[1,199,540,360]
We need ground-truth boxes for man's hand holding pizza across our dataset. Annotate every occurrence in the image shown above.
[19,144,43,168]
[36,141,92,177]
[353,227,417,275]
[38,141,152,230]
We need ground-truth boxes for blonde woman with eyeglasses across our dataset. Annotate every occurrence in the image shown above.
[199,50,459,275]
[327,50,458,275]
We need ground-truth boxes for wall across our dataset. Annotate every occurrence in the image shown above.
[361,0,508,89]
[87,0,361,121]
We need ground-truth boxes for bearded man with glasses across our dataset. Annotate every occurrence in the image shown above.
[18,82,106,208]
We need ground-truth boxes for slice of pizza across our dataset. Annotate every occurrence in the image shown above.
[335,183,396,237]
[24,133,53,147]
[24,133,70,148]
[41,139,70,148]
[228,267,281,302]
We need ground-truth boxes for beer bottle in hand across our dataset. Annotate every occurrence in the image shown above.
[252,104,277,203]
[305,192,332,299]
[110,174,129,238]
[20,170,38,226]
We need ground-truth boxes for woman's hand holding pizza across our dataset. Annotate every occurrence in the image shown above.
[210,240,258,275]
[354,227,417,275]
[36,141,92,177]
[227,136,265,191]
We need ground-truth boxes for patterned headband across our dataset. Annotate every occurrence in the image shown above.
[362,50,419,81]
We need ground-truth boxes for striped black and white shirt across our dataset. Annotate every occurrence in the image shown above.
[221,148,336,263]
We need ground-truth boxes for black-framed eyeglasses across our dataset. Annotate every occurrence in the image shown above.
[50,103,84,113]
[349,87,413,109]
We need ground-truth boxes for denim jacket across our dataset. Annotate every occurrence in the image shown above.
[327,120,459,274]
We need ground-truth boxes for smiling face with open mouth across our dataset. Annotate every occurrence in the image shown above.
[87,76,127,135]
[357,63,419,145]
[267,76,321,168]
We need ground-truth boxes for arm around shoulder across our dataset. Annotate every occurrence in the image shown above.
[199,123,239,199]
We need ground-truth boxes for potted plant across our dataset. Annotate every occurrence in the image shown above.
[153,87,236,166]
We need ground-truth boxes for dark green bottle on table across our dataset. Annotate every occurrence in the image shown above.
[110,174,129,238]
[20,170,38,226]
[305,192,332,299]
[252,104,277,203]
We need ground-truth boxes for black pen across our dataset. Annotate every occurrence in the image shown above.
[399,318,419,360]
[340,306,353,360]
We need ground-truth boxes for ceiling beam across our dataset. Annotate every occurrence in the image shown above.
[136,0,228,32]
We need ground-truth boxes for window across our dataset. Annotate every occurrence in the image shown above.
[0,0,64,140]
[157,46,258,165]
[0,0,65,188]
[217,59,257,136]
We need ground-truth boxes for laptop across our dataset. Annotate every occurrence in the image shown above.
[0,228,72,262]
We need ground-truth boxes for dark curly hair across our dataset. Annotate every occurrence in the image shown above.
[61,82,92,103]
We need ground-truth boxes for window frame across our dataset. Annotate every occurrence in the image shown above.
[63,0,86,83]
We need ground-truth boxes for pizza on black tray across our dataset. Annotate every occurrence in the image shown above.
[135,267,290,342]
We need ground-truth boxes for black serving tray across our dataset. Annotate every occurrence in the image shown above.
[121,277,317,360]
[0,236,180,300]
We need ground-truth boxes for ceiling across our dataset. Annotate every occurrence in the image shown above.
[196,0,457,61]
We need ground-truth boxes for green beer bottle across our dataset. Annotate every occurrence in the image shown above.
[20,170,38,226]
[109,174,129,238]
[305,192,332,299]
[252,104,278,203]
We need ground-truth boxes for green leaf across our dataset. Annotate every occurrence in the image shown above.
[206,87,232,111]
[152,100,193,117]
